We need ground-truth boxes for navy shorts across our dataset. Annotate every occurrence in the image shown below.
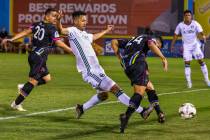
[125,61,149,86]
[28,51,49,80]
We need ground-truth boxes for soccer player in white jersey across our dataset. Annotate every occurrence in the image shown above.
[171,10,210,88]
[57,11,153,120]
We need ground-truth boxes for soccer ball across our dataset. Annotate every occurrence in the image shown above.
[178,103,196,119]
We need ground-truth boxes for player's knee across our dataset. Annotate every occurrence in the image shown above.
[198,60,205,66]
[146,90,158,103]
[43,75,51,83]
[97,92,109,101]
[185,63,190,67]
[110,84,120,93]
[29,78,38,86]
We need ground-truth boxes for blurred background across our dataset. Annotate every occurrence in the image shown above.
[0,0,210,57]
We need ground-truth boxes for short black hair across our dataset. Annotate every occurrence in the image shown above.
[45,8,57,15]
[72,11,87,19]
[184,10,192,15]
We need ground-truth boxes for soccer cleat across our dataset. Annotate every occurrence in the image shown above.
[187,82,192,88]
[158,112,165,123]
[11,101,27,111]
[17,84,24,94]
[75,104,84,119]
[119,113,129,133]
[140,104,154,120]
[205,80,210,87]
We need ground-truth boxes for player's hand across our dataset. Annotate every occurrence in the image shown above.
[162,58,168,72]
[57,10,64,21]
[106,25,114,32]
[1,39,12,46]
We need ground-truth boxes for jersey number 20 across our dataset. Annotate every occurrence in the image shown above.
[34,26,45,41]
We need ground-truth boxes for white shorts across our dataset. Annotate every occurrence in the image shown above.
[82,69,116,92]
[183,42,204,61]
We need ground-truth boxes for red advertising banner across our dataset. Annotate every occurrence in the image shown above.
[11,0,174,35]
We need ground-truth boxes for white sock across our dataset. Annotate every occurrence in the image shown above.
[117,92,143,113]
[185,66,191,83]
[201,64,210,82]
[83,94,101,111]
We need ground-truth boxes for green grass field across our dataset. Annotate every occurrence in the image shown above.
[1,54,210,140]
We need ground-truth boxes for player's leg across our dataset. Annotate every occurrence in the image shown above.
[183,48,193,88]
[75,90,108,119]
[119,85,146,133]
[11,78,37,111]
[193,44,210,86]
[11,53,45,111]
[119,61,150,133]
[146,81,165,123]
[197,59,210,86]
[99,75,144,114]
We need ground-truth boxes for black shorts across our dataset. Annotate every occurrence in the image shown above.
[125,61,149,86]
[28,52,49,80]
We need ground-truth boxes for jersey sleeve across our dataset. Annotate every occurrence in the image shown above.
[194,21,203,33]
[118,39,129,48]
[147,37,156,46]
[174,23,181,35]
[50,26,60,42]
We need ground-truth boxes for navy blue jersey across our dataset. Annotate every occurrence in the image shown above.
[30,21,60,50]
[118,34,155,69]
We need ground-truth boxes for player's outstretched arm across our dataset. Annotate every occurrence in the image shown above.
[111,39,121,60]
[93,25,114,41]
[55,40,72,54]
[148,42,168,72]
[170,34,178,51]
[56,11,69,36]
[2,28,32,45]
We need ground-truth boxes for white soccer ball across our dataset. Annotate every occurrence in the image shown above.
[178,103,196,119]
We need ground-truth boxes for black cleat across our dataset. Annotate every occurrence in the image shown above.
[158,112,165,123]
[119,113,129,133]
[140,105,154,120]
[75,104,84,119]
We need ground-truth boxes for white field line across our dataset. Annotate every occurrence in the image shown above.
[0,88,209,121]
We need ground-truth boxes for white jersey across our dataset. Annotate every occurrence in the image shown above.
[67,27,102,73]
[175,20,203,46]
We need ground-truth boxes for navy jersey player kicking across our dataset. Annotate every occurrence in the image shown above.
[111,34,168,133]
[2,8,72,111]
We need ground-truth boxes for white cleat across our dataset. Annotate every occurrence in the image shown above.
[17,84,24,94]
[205,81,210,87]
[187,82,192,88]
[11,101,27,111]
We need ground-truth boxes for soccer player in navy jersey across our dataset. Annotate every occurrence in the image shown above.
[111,34,168,133]
[2,8,72,111]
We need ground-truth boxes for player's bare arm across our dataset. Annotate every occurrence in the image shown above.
[2,28,32,45]
[55,40,72,53]
[93,25,114,41]
[198,32,206,43]
[56,11,69,36]
[111,39,121,60]
[170,33,178,51]
[148,41,168,71]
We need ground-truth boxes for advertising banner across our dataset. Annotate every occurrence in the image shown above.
[195,0,210,36]
[11,0,176,35]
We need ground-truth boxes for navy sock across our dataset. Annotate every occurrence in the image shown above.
[147,90,162,114]
[15,82,34,105]
[125,93,142,118]
[37,78,46,86]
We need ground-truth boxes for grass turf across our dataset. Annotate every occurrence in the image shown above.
[0,54,210,140]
